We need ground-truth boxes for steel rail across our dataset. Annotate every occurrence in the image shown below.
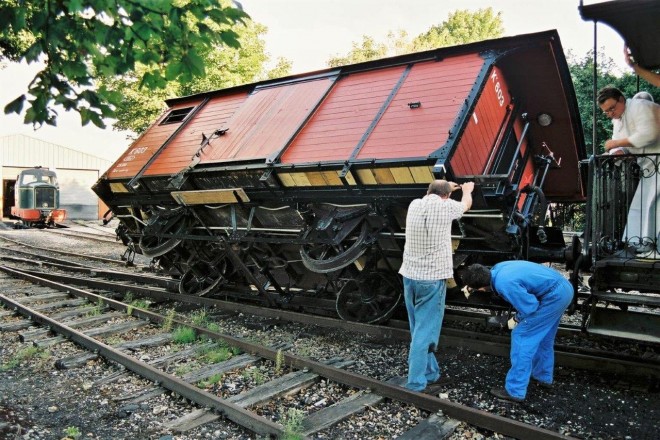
[0,265,575,440]
[0,254,175,290]
[11,265,660,380]
[0,235,134,267]
[0,276,285,437]
[42,228,119,244]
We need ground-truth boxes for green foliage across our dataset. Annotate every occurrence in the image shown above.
[242,366,265,385]
[198,373,223,388]
[127,298,149,316]
[327,8,504,67]
[172,326,197,344]
[0,0,248,128]
[327,35,390,67]
[100,19,292,134]
[274,349,285,375]
[190,309,209,326]
[175,363,194,376]
[86,298,104,317]
[549,202,586,233]
[1,346,49,371]
[281,408,305,440]
[63,426,82,440]
[162,308,177,332]
[412,8,504,51]
[198,344,233,363]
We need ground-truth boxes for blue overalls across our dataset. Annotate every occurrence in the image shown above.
[491,261,574,399]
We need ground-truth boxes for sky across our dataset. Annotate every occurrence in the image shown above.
[0,0,627,163]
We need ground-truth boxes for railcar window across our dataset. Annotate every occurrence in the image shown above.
[20,174,37,184]
[18,172,56,185]
[160,106,194,125]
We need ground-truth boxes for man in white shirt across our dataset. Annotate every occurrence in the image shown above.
[398,179,474,391]
[598,86,660,253]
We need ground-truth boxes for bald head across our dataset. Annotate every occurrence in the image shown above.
[427,179,452,197]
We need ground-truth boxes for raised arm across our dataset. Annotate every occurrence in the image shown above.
[460,181,474,212]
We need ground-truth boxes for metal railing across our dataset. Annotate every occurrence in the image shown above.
[591,153,660,259]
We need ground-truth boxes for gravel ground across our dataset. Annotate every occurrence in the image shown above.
[0,221,658,439]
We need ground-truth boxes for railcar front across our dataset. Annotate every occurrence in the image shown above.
[11,167,67,228]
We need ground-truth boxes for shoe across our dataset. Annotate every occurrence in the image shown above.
[633,243,653,254]
[490,387,523,403]
[423,383,445,395]
[531,378,553,389]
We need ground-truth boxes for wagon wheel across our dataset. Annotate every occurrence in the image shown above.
[300,221,370,273]
[178,258,229,296]
[336,270,402,323]
[139,210,190,258]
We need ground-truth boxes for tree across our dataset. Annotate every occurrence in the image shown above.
[102,21,292,134]
[411,8,504,51]
[326,8,504,67]
[0,0,247,129]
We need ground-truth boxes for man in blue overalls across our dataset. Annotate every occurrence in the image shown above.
[461,261,573,402]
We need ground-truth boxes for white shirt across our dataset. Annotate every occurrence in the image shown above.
[613,98,660,154]
[399,194,466,280]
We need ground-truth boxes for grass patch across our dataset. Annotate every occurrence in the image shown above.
[172,326,196,344]
[162,308,177,332]
[282,408,305,440]
[190,309,209,326]
[199,345,233,364]
[86,298,104,317]
[275,349,285,375]
[242,366,265,385]
[1,346,49,371]
[62,426,82,439]
[175,364,194,376]
[198,373,223,388]
[126,298,149,316]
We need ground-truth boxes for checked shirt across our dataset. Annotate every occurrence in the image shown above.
[399,194,466,280]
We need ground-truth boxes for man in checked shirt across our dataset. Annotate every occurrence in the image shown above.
[399,179,474,391]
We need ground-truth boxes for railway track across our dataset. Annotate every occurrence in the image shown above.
[0,247,658,382]
[1,231,658,438]
[0,266,573,439]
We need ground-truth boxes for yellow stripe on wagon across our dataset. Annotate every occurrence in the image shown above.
[277,166,433,187]
[171,188,250,205]
[109,182,130,193]
[356,166,435,185]
[277,170,356,187]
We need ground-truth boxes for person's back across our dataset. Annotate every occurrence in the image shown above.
[620,97,660,155]
[491,261,564,296]
[400,195,463,280]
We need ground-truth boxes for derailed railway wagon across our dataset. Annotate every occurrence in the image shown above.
[94,30,587,325]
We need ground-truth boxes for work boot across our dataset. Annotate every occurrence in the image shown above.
[490,387,523,403]
[531,378,553,390]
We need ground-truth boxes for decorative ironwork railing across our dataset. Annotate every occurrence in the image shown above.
[591,153,660,259]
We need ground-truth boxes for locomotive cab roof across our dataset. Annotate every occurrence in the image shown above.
[18,167,58,185]
[580,0,660,70]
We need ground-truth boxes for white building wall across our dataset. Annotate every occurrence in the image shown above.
[0,134,112,171]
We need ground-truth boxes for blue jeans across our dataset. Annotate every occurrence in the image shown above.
[505,278,573,398]
[403,277,447,391]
